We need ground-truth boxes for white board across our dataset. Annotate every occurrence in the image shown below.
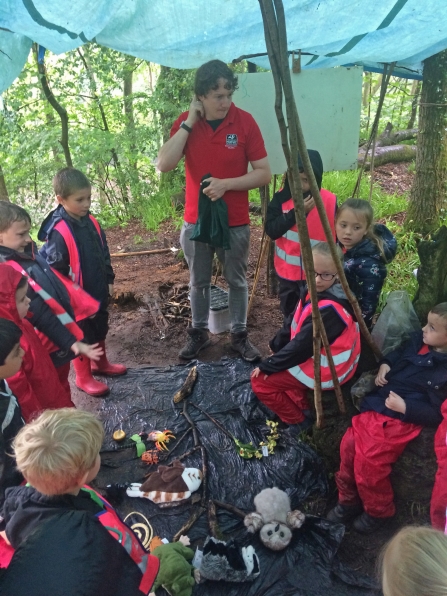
[233,67,363,174]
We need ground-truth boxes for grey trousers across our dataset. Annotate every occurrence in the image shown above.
[180,222,250,333]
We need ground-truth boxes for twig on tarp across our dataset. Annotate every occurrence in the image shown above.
[189,403,234,439]
[173,366,198,403]
[208,499,224,540]
[213,500,247,520]
[182,401,200,446]
[165,427,192,458]
[173,506,205,542]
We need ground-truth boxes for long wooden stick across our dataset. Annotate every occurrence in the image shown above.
[110,248,175,258]
[247,232,270,317]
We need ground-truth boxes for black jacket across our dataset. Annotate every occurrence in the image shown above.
[343,224,397,328]
[0,244,78,363]
[261,284,354,375]
[38,205,114,306]
[361,332,447,428]
[0,381,23,510]
[0,486,144,596]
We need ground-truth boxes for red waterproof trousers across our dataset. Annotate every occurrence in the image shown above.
[251,369,309,424]
[431,410,447,531]
[336,411,422,518]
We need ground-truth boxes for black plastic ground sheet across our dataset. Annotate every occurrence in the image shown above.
[94,358,378,596]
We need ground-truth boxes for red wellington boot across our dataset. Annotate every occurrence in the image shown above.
[73,355,110,397]
[90,341,127,376]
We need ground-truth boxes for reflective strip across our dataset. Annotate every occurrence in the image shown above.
[37,288,52,301]
[57,312,74,325]
[291,318,298,331]
[284,229,300,243]
[275,245,302,267]
[288,353,360,389]
[1,384,18,433]
[321,339,357,367]
[68,266,76,283]
[138,556,148,574]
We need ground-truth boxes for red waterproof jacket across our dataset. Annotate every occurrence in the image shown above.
[0,265,74,421]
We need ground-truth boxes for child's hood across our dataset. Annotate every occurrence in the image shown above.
[298,149,323,190]
[37,205,65,242]
[345,223,397,263]
[0,263,24,325]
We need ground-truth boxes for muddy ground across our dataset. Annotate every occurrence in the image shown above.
[71,163,426,580]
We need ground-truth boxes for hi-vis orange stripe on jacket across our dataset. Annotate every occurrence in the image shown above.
[288,297,360,389]
[274,189,336,281]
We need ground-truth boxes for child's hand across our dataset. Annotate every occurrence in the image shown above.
[71,341,104,361]
[251,367,268,380]
[0,530,10,545]
[375,363,391,386]
[303,195,315,214]
[385,391,406,414]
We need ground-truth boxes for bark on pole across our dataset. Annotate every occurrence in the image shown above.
[0,163,9,202]
[406,50,447,235]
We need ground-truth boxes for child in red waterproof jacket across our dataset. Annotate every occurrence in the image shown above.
[265,149,337,319]
[328,302,447,534]
[431,399,447,531]
[0,264,75,421]
[0,201,102,398]
[0,408,159,595]
[38,168,126,397]
[251,242,360,433]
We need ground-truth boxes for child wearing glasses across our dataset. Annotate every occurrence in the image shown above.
[251,242,360,433]
[335,198,397,328]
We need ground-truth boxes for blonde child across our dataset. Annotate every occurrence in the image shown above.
[380,526,447,596]
[335,198,397,328]
[0,408,159,594]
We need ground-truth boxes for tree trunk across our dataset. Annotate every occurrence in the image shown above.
[123,55,139,193]
[407,80,421,130]
[405,50,447,234]
[413,226,447,322]
[0,163,9,201]
[33,44,72,167]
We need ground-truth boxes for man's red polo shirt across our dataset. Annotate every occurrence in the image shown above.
[170,103,267,226]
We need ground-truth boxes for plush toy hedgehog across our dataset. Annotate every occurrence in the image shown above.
[244,487,305,551]
[199,536,260,583]
[126,459,202,504]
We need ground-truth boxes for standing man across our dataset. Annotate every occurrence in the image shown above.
[158,60,271,362]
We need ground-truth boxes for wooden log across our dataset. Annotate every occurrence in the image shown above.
[110,248,176,258]
[358,144,416,169]
[173,366,198,403]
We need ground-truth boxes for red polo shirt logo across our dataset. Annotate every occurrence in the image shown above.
[226,133,238,148]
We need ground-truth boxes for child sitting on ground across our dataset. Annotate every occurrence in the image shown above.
[0,264,74,420]
[265,149,337,319]
[335,198,397,328]
[251,242,360,433]
[0,200,102,398]
[430,398,447,531]
[38,167,126,397]
[328,303,447,534]
[0,319,24,569]
[380,526,447,596]
[0,408,159,595]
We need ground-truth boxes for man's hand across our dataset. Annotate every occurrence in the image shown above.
[251,367,268,380]
[385,391,406,414]
[202,177,229,201]
[375,363,391,386]
[304,195,315,214]
[71,341,103,361]
[186,96,204,127]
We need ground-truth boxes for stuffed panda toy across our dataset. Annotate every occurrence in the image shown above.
[244,487,305,551]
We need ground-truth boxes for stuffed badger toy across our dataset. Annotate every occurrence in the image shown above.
[244,487,305,551]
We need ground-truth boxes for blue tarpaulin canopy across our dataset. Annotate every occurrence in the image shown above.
[1,0,446,93]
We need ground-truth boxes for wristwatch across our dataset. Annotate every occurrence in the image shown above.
[180,121,193,133]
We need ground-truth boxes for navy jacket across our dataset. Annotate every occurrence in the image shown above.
[38,206,114,307]
[0,244,78,364]
[343,223,397,328]
[361,332,447,428]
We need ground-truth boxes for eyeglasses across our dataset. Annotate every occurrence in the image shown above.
[315,272,337,281]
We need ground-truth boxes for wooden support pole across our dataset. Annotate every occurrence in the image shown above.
[110,248,176,258]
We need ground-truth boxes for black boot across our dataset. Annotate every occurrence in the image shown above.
[327,502,363,524]
[230,331,261,362]
[179,328,211,360]
[353,512,390,534]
